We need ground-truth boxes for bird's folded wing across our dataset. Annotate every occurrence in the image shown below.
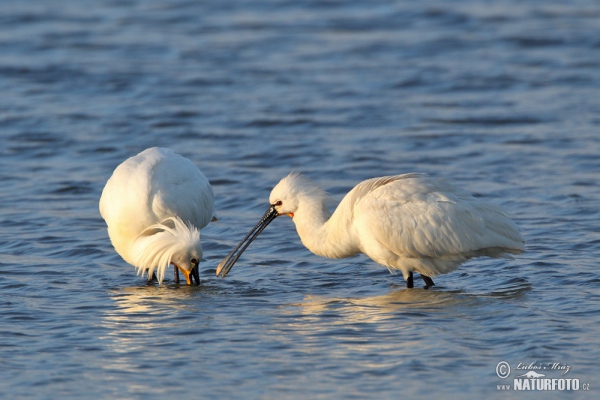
[352,175,522,259]
[149,155,215,230]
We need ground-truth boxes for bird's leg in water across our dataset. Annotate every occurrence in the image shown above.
[421,275,435,289]
[174,266,180,284]
[406,272,414,288]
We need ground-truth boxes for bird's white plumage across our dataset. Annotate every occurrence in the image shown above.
[269,173,524,282]
[99,147,215,284]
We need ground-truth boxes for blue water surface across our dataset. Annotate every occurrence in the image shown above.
[1,0,599,398]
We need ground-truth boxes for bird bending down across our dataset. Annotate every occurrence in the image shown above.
[100,147,216,285]
[216,173,524,288]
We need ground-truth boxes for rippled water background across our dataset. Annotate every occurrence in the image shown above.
[1,0,599,398]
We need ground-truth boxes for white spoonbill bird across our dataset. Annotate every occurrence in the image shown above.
[100,147,216,285]
[217,173,524,288]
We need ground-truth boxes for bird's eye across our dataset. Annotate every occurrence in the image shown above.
[274,200,282,206]
[191,258,198,264]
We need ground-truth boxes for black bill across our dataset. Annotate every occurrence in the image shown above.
[191,261,200,285]
[216,205,279,278]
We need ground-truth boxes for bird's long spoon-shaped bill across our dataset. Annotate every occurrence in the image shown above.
[175,262,200,285]
[216,206,279,278]
[178,266,193,285]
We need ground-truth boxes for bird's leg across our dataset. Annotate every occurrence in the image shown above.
[421,275,435,290]
[174,264,180,284]
[406,272,414,288]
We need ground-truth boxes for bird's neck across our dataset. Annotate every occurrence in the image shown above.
[292,197,359,259]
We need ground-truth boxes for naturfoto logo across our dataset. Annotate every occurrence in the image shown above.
[495,361,590,392]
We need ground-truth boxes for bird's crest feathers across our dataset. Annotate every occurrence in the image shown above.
[271,172,329,204]
[130,217,200,284]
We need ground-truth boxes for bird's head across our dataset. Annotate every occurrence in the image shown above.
[268,175,300,218]
[216,173,327,279]
[132,217,203,285]
[171,245,202,285]
[269,173,326,218]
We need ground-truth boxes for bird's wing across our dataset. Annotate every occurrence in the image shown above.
[343,173,425,219]
[149,151,215,230]
[352,174,523,260]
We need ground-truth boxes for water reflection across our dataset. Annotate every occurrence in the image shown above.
[98,285,215,375]
[289,279,531,321]
[285,288,473,327]
[107,284,208,316]
[260,281,534,376]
